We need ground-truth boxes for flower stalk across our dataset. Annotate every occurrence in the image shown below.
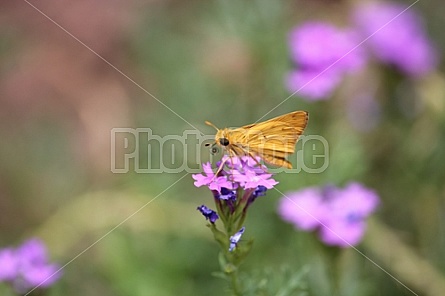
[193,156,277,294]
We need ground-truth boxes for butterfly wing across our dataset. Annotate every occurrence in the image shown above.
[228,111,308,168]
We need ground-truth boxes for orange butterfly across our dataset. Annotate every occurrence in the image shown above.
[205,110,308,169]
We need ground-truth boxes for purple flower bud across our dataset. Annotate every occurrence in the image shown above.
[229,227,245,252]
[197,205,219,223]
[219,187,237,201]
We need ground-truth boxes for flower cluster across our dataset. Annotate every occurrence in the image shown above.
[0,238,62,293]
[286,2,438,100]
[193,156,278,251]
[278,182,379,247]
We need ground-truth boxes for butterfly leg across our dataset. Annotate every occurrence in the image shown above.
[232,145,268,173]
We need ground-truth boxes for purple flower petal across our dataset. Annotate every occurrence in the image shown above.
[0,248,19,281]
[192,162,235,192]
[16,239,48,267]
[278,187,328,231]
[328,182,379,218]
[319,219,366,247]
[286,69,341,100]
[234,170,278,189]
[192,162,215,187]
[20,263,62,289]
[0,238,62,291]
[289,22,366,71]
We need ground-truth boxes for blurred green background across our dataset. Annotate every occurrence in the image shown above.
[0,0,444,295]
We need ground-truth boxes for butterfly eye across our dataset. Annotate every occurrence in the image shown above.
[219,138,230,146]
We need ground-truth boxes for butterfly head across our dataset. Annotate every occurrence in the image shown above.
[204,120,231,154]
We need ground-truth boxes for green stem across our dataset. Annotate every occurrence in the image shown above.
[229,265,242,296]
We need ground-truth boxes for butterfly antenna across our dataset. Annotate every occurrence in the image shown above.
[205,120,219,131]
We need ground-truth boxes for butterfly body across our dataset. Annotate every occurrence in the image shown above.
[206,111,308,169]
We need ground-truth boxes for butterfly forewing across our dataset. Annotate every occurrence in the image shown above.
[209,110,308,169]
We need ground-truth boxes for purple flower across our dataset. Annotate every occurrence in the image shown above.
[319,183,379,247]
[278,183,379,247]
[353,2,438,77]
[197,205,219,223]
[17,238,48,267]
[229,227,245,252]
[0,248,19,281]
[286,69,341,101]
[278,187,329,231]
[193,157,278,192]
[194,157,276,257]
[289,22,366,71]
[286,22,367,100]
[234,169,278,189]
[20,263,61,289]
[17,239,62,290]
[0,238,62,292]
[192,162,235,192]
[222,156,278,189]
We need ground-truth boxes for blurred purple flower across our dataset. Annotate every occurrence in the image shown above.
[319,183,380,247]
[353,2,438,77]
[0,238,62,292]
[0,249,19,281]
[229,227,245,252]
[17,238,48,267]
[286,22,367,100]
[278,187,329,231]
[286,69,341,101]
[289,22,366,71]
[278,183,379,247]
[16,239,62,290]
